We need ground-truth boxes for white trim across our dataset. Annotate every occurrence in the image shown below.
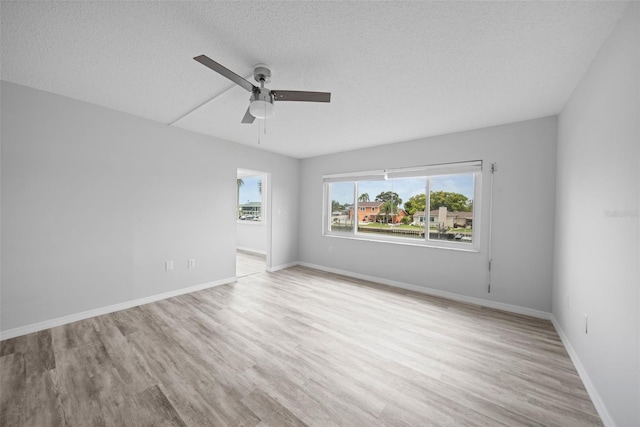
[322,160,483,182]
[298,261,551,320]
[323,233,480,253]
[265,171,272,270]
[0,277,236,341]
[236,220,266,226]
[236,246,267,256]
[550,316,616,427]
[266,261,299,272]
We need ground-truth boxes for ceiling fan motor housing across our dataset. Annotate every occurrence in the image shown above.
[253,64,272,84]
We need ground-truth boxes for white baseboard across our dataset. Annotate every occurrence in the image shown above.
[266,261,299,272]
[236,246,267,255]
[550,316,616,427]
[0,277,236,341]
[297,262,552,320]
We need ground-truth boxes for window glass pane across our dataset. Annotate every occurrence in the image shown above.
[322,163,480,249]
[238,175,263,221]
[428,174,474,244]
[329,182,354,233]
[357,177,426,240]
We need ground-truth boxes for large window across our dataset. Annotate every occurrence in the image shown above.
[327,182,354,233]
[237,170,266,223]
[323,161,481,249]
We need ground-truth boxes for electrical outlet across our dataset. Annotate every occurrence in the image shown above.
[165,261,174,271]
[188,259,196,269]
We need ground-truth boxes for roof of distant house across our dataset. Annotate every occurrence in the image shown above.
[433,210,472,219]
[353,201,383,207]
[413,209,473,219]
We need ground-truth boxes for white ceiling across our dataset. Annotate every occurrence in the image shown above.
[1,1,629,158]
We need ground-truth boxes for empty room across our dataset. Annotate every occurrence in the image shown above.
[1,2,638,426]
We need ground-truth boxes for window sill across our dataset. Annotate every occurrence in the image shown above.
[323,233,480,253]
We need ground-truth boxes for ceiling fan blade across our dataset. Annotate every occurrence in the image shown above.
[194,55,256,93]
[272,90,331,103]
[241,107,255,124]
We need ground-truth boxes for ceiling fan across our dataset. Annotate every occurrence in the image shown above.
[194,55,331,124]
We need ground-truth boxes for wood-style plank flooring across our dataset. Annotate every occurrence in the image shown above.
[236,250,266,278]
[1,266,602,426]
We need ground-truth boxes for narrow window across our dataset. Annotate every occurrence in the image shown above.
[428,174,475,244]
[326,181,355,233]
[237,171,266,223]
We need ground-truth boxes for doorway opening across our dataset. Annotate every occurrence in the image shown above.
[236,168,270,277]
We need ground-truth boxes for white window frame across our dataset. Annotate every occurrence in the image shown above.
[322,161,482,251]
[237,169,267,225]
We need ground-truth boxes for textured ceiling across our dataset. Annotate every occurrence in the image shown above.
[0,1,629,158]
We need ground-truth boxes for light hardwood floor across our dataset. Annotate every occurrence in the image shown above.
[236,250,266,278]
[1,266,601,426]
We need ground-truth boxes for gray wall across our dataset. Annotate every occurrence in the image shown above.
[1,81,299,332]
[298,116,557,313]
[553,3,639,426]
[236,222,268,254]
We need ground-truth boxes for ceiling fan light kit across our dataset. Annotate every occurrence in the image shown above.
[194,55,330,124]
[249,90,275,119]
